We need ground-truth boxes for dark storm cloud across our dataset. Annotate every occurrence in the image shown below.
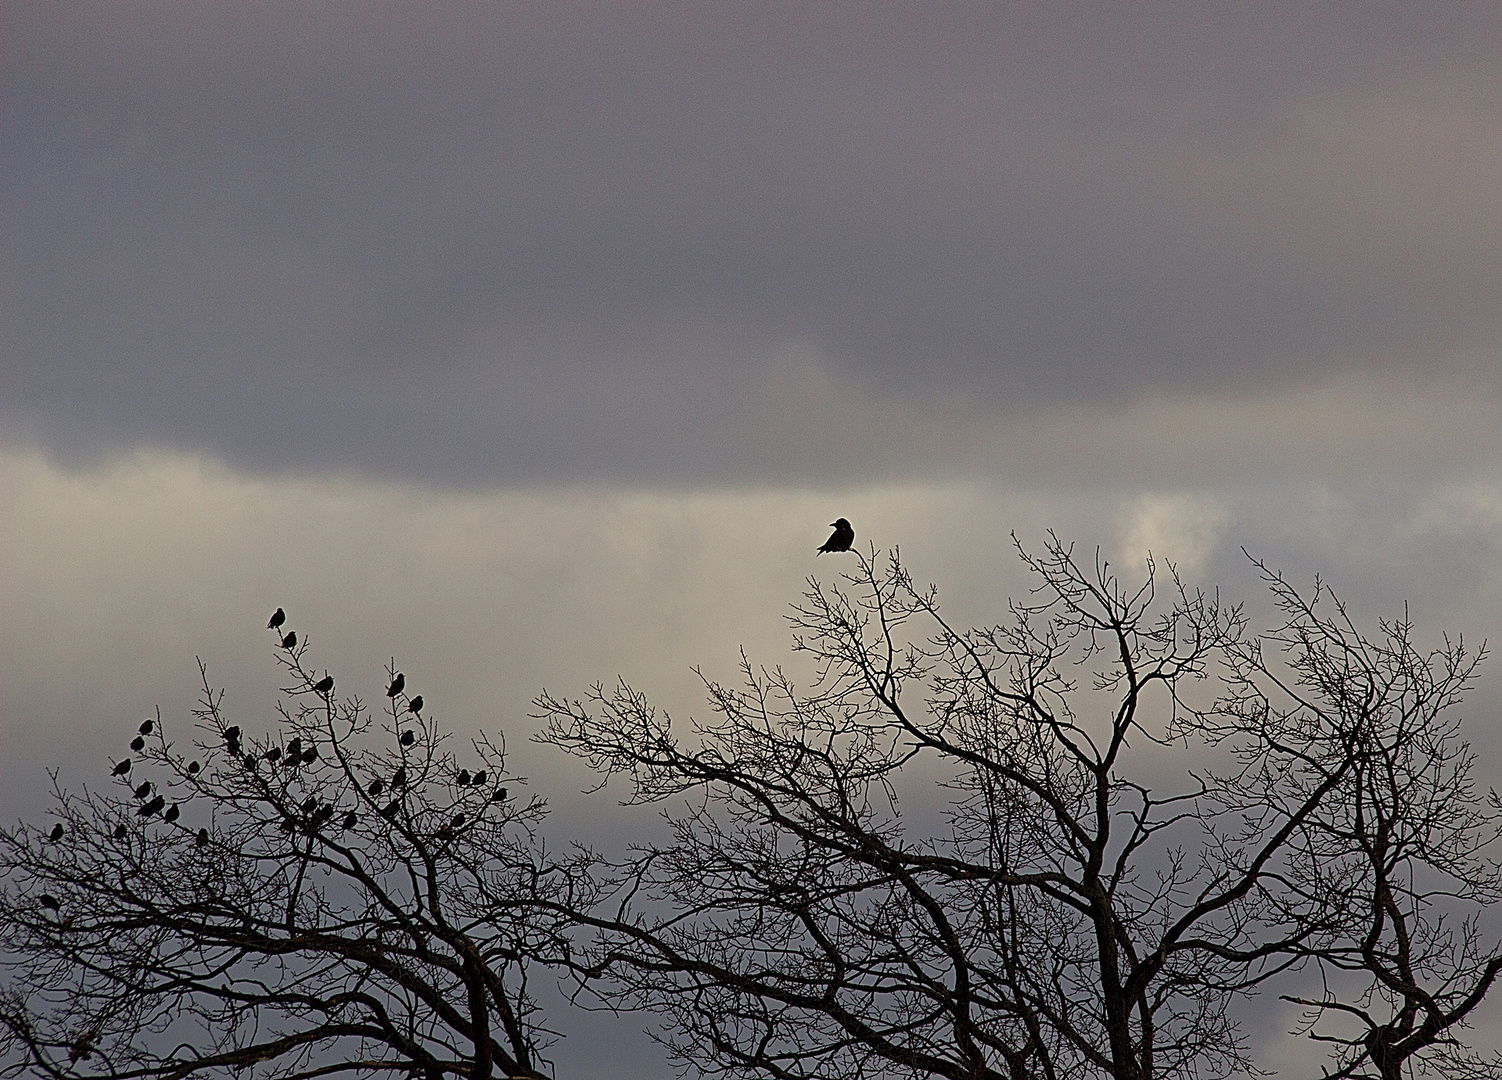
[6,2,1502,483]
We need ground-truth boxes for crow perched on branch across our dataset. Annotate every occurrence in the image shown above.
[112,759,132,776]
[281,631,297,649]
[313,675,334,695]
[387,672,405,697]
[817,518,855,554]
[268,608,285,629]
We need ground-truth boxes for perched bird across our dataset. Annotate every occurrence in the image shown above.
[367,778,385,797]
[139,718,154,736]
[139,795,165,817]
[313,675,334,695]
[264,747,282,763]
[130,736,146,752]
[243,753,259,771]
[285,738,302,760]
[134,781,153,799]
[392,767,407,789]
[40,894,60,911]
[268,608,286,630]
[223,726,241,744]
[381,798,401,817]
[472,770,487,787]
[386,672,405,697]
[450,813,464,829]
[342,810,358,830]
[281,631,297,649]
[407,696,423,715]
[400,729,416,747]
[113,823,128,840]
[163,804,180,823]
[196,828,209,848]
[491,787,508,803]
[49,823,65,842]
[817,518,855,555]
[457,769,470,786]
[187,760,201,775]
[69,1036,95,1064]
[302,796,318,815]
[301,745,318,763]
[112,759,132,776]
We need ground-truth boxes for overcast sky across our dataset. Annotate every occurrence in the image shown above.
[5,4,1502,1076]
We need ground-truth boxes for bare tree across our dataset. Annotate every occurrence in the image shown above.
[0,620,596,1080]
[536,536,1502,1080]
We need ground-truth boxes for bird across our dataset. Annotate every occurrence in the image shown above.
[112,759,132,776]
[450,813,464,829]
[139,795,165,817]
[40,894,60,911]
[223,725,240,744]
[163,804,180,823]
[817,518,855,555]
[268,608,286,630]
[407,696,423,715]
[281,631,297,649]
[139,718,154,736]
[473,770,487,787]
[302,796,319,815]
[400,729,416,747]
[367,778,385,797]
[49,823,65,842]
[285,738,303,760]
[381,798,401,817]
[301,745,318,763]
[392,767,407,789]
[313,675,334,695]
[196,828,209,848]
[243,753,259,771]
[387,672,405,697]
[264,747,282,763]
[491,787,507,803]
[342,811,358,830]
[187,760,201,775]
[456,769,470,786]
[134,781,153,799]
[113,823,128,840]
[130,736,146,752]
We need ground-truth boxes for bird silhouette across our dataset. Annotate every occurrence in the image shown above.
[281,631,297,649]
[473,770,487,786]
[112,759,132,776]
[392,767,407,789]
[139,718,154,736]
[342,810,358,830]
[268,608,286,630]
[491,787,508,803]
[457,769,471,786]
[224,726,240,744]
[134,781,153,799]
[49,823,65,842]
[301,745,318,763]
[381,798,401,817]
[130,736,146,752]
[264,747,282,763]
[187,760,201,775]
[367,778,385,797]
[139,795,165,817]
[817,518,855,554]
[285,738,302,760]
[302,796,319,815]
[163,804,180,823]
[387,672,405,697]
[407,696,423,715]
[313,675,334,695]
[113,823,128,840]
[400,729,416,746]
[196,828,209,848]
[40,894,60,911]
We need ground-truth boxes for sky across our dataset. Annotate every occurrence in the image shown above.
[5,3,1502,1076]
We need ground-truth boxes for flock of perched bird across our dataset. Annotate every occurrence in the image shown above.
[39,518,855,916]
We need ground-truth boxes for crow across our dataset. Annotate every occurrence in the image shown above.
[134,781,153,799]
[342,811,358,830]
[302,744,318,763]
[368,778,385,797]
[163,803,180,823]
[281,631,297,649]
[400,729,416,746]
[196,828,209,848]
[817,518,855,555]
[49,823,65,842]
[139,795,165,817]
[112,759,132,776]
[40,894,60,911]
[457,769,471,786]
[407,696,423,715]
[473,770,487,786]
[268,608,286,630]
[285,738,302,760]
[491,787,508,803]
[224,726,240,744]
[265,747,282,763]
[130,736,146,752]
[392,767,407,789]
[381,799,401,817]
[313,675,334,695]
[139,718,154,736]
[113,824,128,839]
[387,672,405,697]
[187,760,201,775]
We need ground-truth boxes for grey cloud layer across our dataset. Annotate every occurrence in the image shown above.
[8,3,1502,483]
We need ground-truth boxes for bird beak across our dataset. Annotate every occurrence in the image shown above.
[829,521,837,527]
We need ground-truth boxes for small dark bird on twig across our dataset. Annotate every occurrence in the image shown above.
[392,767,407,789]
[313,675,334,695]
[112,759,132,776]
[302,745,318,763]
[163,804,180,823]
[281,631,297,649]
[139,795,165,817]
[400,729,416,746]
[457,769,470,786]
[134,781,153,799]
[285,738,302,760]
[40,894,60,911]
[387,672,405,697]
[196,828,209,848]
[817,518,855,555]
[139,718,154,736]
[264,747,282,763]
[343,811,358,830]
[130,736,146,752]
[302,796,318,815]
[187,760,200,775]
[491,787,508,802]
[382,799,401,817]
[473,770,487,786]
[113,824,128,839]
[224,726,240,744]
[49,823,64,842]
[268,608,286,630]
[368,778,385,797]
[407,696,423,715]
